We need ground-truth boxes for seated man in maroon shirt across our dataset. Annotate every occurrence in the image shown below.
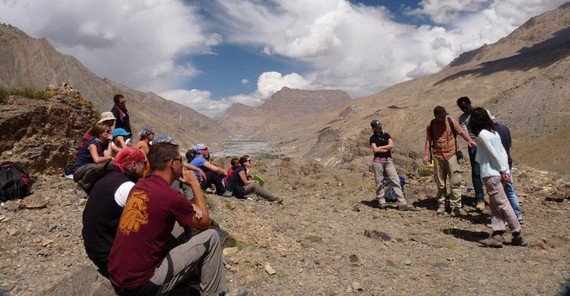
[107,142,229,296]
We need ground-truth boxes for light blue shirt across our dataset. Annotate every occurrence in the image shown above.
[475,129,510,178]
[190,156,207,178]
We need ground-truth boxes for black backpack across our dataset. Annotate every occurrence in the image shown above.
[0,162,32,202]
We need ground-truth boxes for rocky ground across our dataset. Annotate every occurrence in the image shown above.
[0,157,569,296]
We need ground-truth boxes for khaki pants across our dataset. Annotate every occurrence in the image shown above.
[484,176,521,233]
[373,161,406,205]
[150,229,227,296]
[434,155,462,210]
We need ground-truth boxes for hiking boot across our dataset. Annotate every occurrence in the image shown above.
[450,207,466,217]
[511,235,528,247]
[436,207,447,216]
[480,234,504,248]
[379,203,389,210]
[475,201,485,212]
[397,204,418,211]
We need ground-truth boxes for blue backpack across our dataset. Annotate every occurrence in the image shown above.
[383,175,405,202]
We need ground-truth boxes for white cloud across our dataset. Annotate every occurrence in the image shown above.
[0,0,210,92]
[241,79,250,85]
[159,89,231,118]
[256,72,311,98]
[205,0,567,98]
[407,0,491,24]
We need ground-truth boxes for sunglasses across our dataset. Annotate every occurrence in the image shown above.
[171,157,183,162]
[247,159,252,163]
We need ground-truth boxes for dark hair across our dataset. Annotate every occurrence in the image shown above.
[239,155,250,166]
[230,158,239,167]
[185,149,196,162]
[468,107,494,136]
[148,142,179,171]
[89,123,110,138]
[456,96,471,107]
[113,94,125,104]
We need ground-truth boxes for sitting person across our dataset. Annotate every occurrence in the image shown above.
[224,158,240,186]
[67,123,114,176]
[82,147,147,278]
[225,155,283,203]
[111,128,130,156]
[76,112,116,155]
[190,143,226,195]
[107,142,231,296]
[135,127,154,156]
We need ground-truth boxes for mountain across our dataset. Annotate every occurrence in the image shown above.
[217,87,352,155]
[0,23,226,151]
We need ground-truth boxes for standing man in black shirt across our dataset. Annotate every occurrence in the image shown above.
[111,94,133,139]
[369,119,416,211]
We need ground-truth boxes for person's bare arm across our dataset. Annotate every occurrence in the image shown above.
[179,169,209,230]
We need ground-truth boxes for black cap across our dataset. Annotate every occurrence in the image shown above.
[434,106,448,117]
[370,119,382,128]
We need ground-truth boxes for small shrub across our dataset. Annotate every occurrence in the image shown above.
[4,85,51,100]
[418,167,433,177]
[0,85,8,102]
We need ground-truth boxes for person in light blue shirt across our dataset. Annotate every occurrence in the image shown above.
[468,108,526,248]
[190,143,226,196]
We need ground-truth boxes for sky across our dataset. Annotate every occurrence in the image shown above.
[0,0,567,118]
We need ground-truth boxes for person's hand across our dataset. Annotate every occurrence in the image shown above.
[501,172,511,183]
[422,155,429,165]
[468,140,477,147]
[198,169,206,182]
[180,169,199,186]
[192,204,203,219]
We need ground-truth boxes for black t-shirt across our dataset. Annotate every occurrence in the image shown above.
[369,131,392,158]
[111,107,131,134]
[226,166,245,192]
[82,168,138,274]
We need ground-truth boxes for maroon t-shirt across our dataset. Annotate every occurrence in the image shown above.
[108,175,195,290]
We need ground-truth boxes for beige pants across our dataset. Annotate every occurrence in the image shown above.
[372,161,406,205]
[484,176,521,233]
[434,155,463,210]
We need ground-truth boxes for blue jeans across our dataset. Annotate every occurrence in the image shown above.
[504,180,522,219]
[468,146,484,203]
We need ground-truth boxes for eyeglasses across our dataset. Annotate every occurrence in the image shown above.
[247,159,252,163]
[171,157,183,163]
[105,130,111,134]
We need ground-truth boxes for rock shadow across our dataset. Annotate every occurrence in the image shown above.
[442,228,489,242]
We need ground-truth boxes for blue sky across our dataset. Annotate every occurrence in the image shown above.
[0,0,566,117]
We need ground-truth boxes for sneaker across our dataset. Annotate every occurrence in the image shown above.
[480,234,504,248]
[397,204,418,211]
[511,235,528,247]
[379,203,389,210]
[518,217,524,225]
[64,174,74,179]
[269,196,283,204]
[475,202,485,212]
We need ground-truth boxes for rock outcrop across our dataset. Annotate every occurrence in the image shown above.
[0,84,97,175]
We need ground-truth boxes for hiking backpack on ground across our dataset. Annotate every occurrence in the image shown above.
[0,162,32,202]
